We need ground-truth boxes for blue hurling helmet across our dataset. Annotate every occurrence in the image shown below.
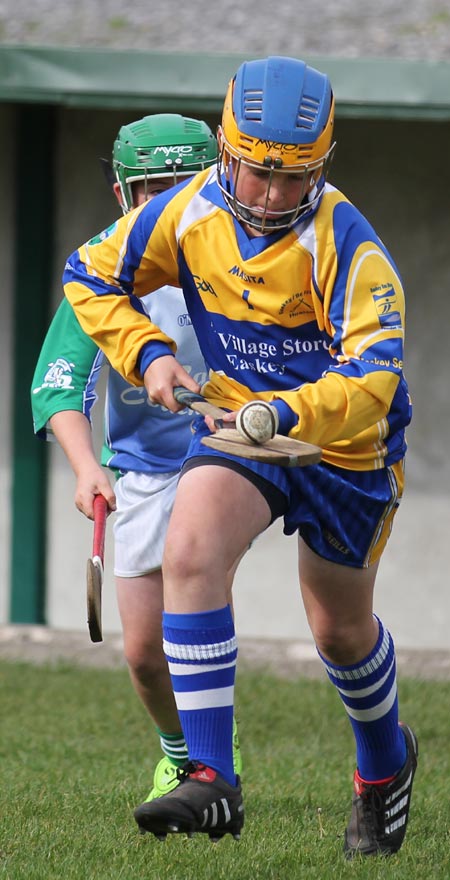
[218,56,336,231]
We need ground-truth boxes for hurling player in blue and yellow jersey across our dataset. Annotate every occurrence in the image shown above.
[64,57,417,858]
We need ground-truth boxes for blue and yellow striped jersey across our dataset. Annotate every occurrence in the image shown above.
[64,168,411,471]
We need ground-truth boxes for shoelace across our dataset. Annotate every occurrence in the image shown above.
[359,783,388,835]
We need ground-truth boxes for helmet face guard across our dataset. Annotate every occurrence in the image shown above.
[112,113,217,212]
[218,137,335,233]
[217,56,335,231]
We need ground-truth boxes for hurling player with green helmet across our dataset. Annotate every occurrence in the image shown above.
[64,58,416,858]
[32,113,242,806]
[112,113,217,212]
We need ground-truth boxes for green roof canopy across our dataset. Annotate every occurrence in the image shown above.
[1,45,449,119]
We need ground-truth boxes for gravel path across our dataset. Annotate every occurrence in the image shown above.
[1,625,449,681]
[1,0,449,61]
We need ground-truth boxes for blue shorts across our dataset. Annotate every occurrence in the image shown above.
[182,418,404,570]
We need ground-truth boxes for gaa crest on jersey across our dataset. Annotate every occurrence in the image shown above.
[87,222,118,246]
[373,285,402,330]
[35,357,75,391]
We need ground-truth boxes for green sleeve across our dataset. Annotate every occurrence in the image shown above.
[31,297,104,438]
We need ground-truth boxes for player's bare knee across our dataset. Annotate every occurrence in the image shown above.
[163,534,209,585]
[124,643,167,680]
[313,621,372,665]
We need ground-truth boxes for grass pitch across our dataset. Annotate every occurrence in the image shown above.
[0,660,449,879]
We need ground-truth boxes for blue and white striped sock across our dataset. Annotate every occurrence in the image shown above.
[162,604,237,786]
[318,616,407,781]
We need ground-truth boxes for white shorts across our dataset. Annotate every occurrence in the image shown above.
[113,470,179,577]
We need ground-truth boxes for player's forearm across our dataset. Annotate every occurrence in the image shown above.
[63,233,177,386]
[50,410,98,476]
[273,369,400,447]
[50,410,116,516]
[64,280,176,387]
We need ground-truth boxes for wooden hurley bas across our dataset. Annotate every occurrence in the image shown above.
[173,387,322,468]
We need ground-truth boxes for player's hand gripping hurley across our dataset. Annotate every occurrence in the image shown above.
[86,494,108,643]
[173,387,322,467]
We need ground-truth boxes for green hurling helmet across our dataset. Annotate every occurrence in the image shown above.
[112,113,217,212]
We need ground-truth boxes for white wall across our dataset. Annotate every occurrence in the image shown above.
[26,109,450,651]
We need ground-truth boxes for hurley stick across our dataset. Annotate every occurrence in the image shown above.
[86,494,108,643]
[173,387,322,468]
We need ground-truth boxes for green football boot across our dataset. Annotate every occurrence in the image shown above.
[232,717,243,777]
[145,756,180,803]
